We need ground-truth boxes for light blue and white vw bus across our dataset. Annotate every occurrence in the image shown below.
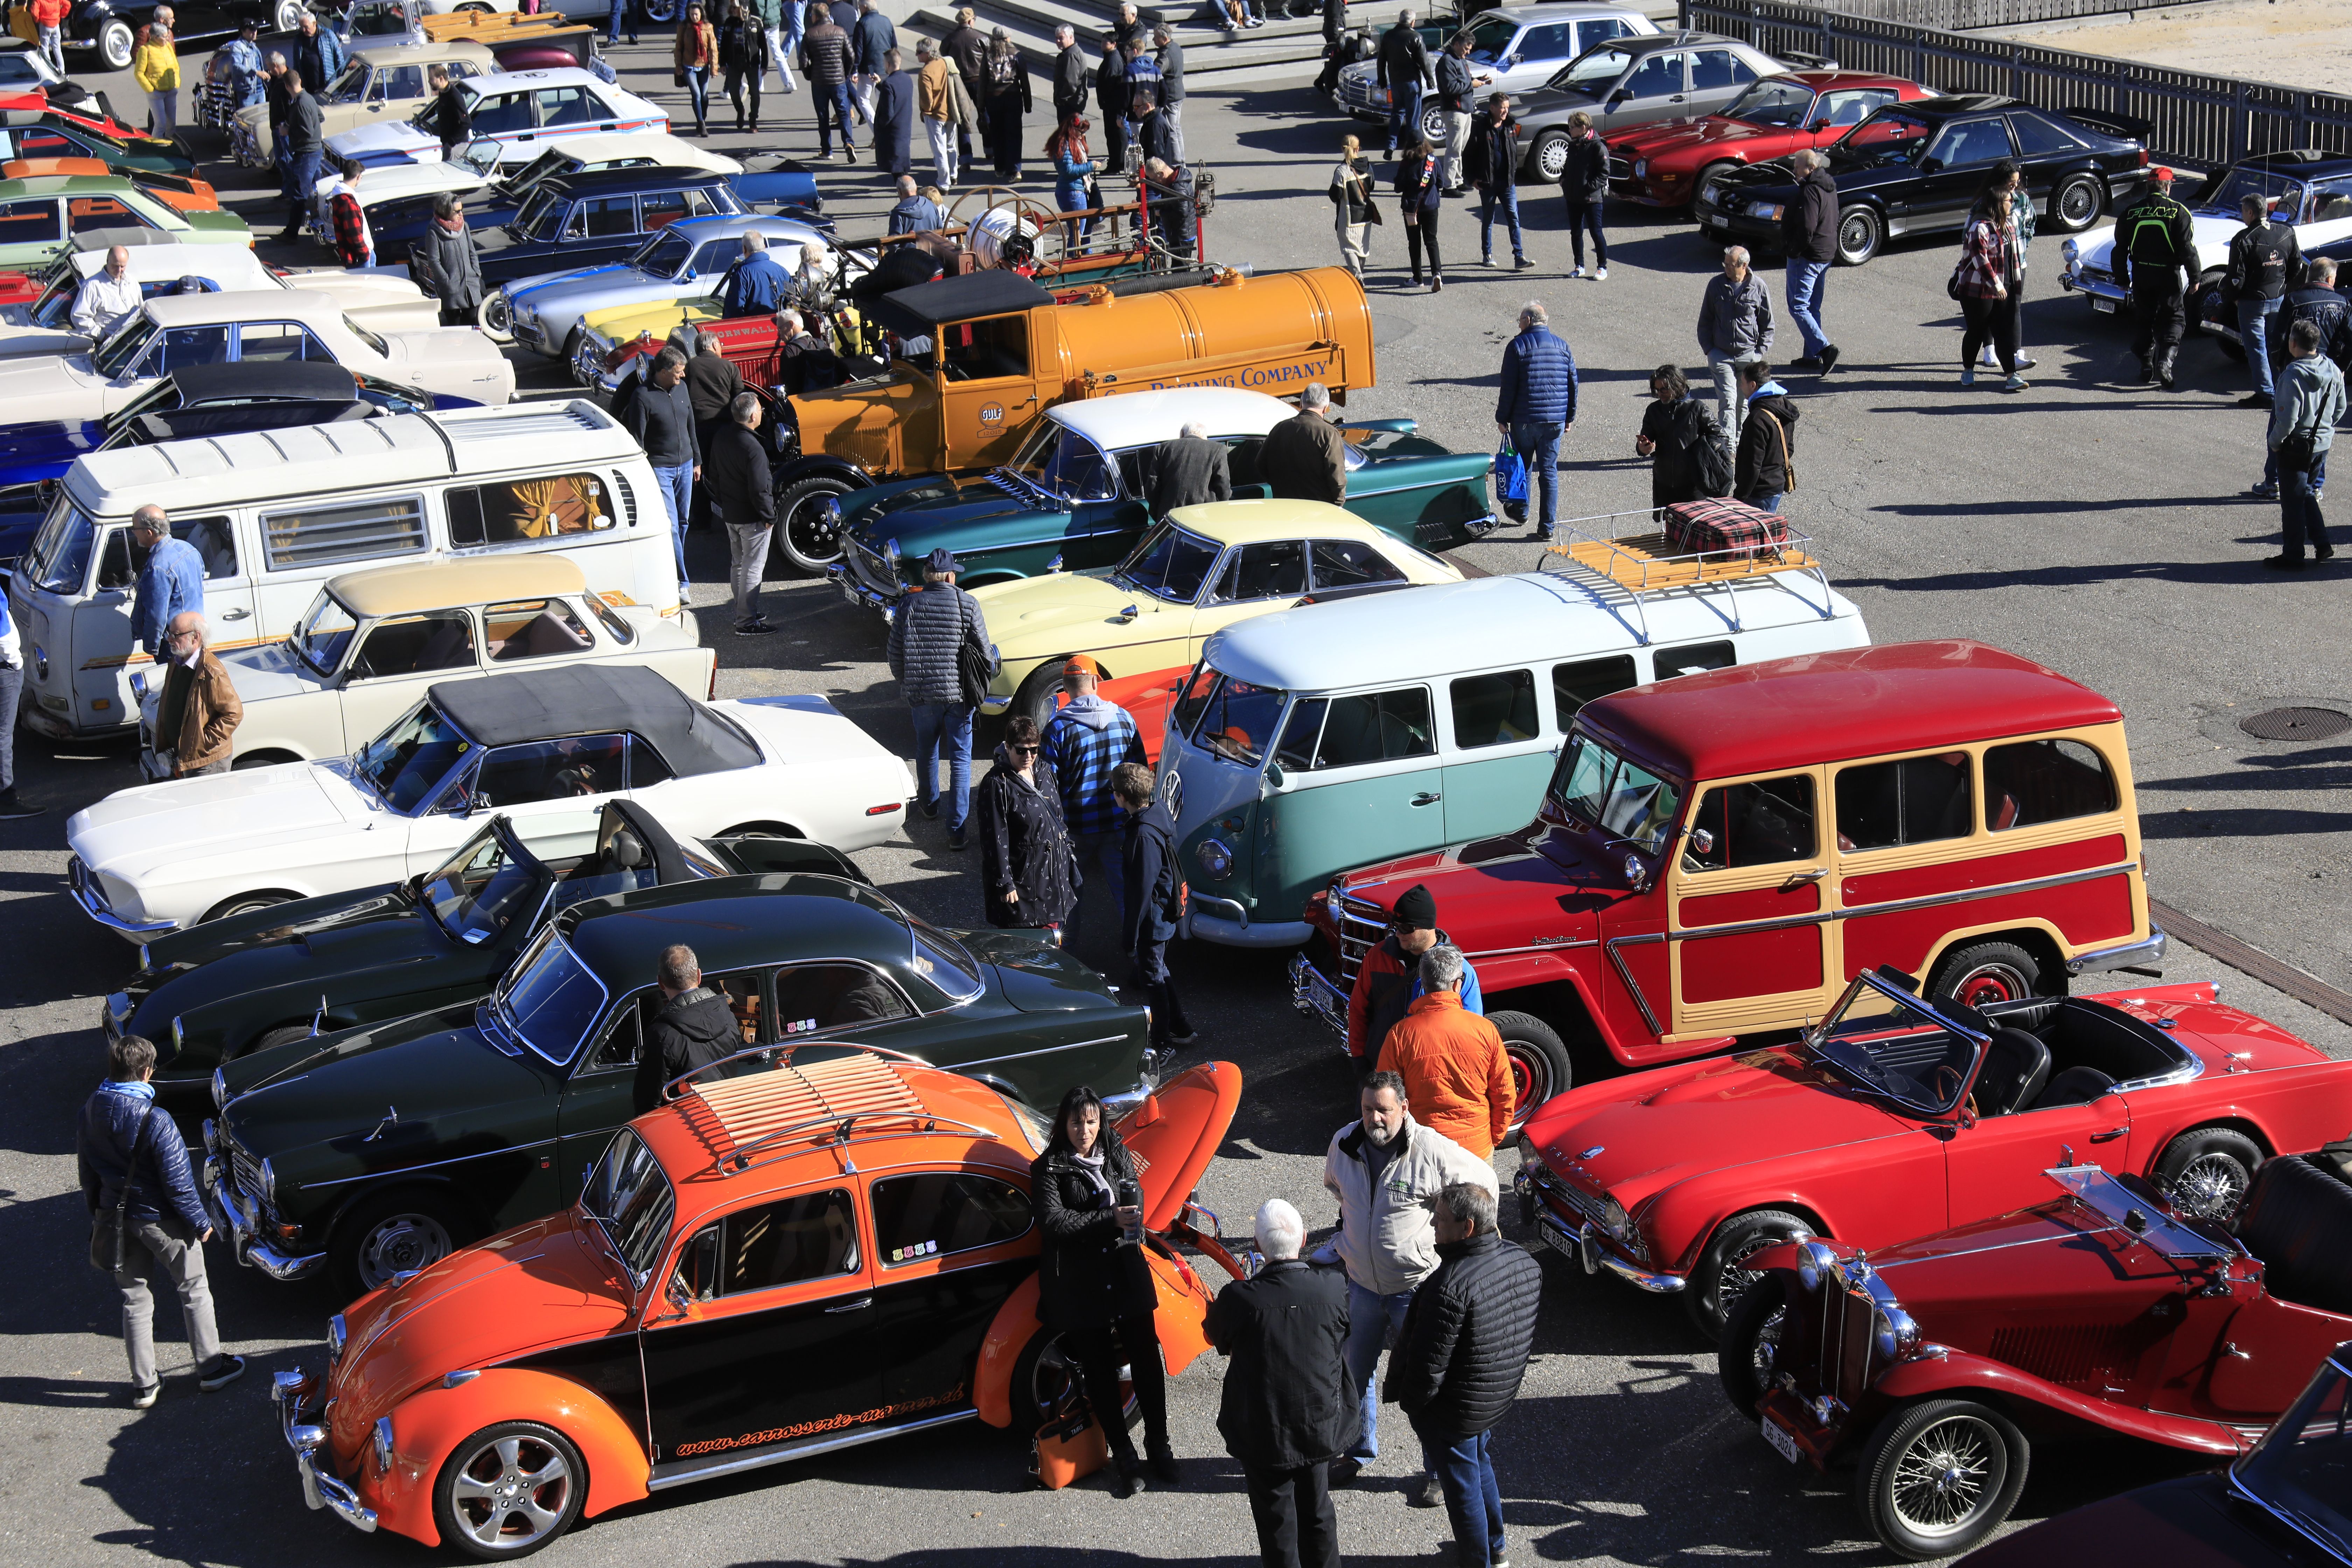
[1158,558,1870,946]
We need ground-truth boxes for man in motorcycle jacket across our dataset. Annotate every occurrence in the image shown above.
[2113,166,2201,388]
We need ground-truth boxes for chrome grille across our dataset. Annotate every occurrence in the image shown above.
[849,538,892,593]
[1340,74,1382,114]
[226,1135,266,1210]
[1607,155,1632,180]
[1531,1162,1609,1228]
[1332,892,1386,986]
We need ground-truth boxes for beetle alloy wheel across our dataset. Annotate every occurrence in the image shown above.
[2167,1152,2254,1220]
[450,1434,574,1551]
[1888,1413,1999,1539]
[356,1212,454,1292]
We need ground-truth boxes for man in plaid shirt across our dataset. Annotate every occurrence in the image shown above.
[1041,656,1144,944]
[325,157,372,268]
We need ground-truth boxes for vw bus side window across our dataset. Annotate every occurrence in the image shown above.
[446,472,616,549]
[1835,752,1972,853]
[1553,655,1637,726]
[261,495,429,572]
[1656,640,1735,680]
[95,527,132,590]
[1450,670,1539,750]
[1313,687,1435,769]
[1684,775,1818,872]
[176,516,237,580]
[1983,738,2117,831]
[1273,698,1326,771]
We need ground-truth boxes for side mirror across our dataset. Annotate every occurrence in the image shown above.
[1264,761,1286,789]
[1920,156,1942,173]
[1688,826,1714,856]
[1608,87,1631,106]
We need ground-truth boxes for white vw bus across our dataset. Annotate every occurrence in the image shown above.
[1158,536,1871,946]
[7,400,680,739]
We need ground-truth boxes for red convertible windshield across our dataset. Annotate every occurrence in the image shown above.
[1805,973,1987,1115]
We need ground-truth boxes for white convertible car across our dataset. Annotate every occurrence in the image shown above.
[69,662,911,938]
[134,555,715,775]
[0,287,512,427]
[0,232,439,360]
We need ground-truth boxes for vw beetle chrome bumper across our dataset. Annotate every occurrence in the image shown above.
[273,1369,378,1533]
[2066,924,2168,976]
[200,1120,326,1281]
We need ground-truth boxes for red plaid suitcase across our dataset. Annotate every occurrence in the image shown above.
[1661,497,1790,562]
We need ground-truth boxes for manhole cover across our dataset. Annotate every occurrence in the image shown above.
[2240,706,2352,742]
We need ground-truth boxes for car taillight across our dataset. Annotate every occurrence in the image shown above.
[867,802,902,816]
[2137,148,2149,166]
[707,666,717,700]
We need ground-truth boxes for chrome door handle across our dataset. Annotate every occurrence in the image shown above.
[2089,1126,2127,1142]
[218,607,249,620]
[824,1297,873,1314]
[1783,867,1828,884]
[1410,792,1441,806]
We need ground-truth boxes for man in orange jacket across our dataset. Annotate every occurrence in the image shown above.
[1377,944,1514,1160]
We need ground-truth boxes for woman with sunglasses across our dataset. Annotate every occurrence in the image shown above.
[976,714,1079,932]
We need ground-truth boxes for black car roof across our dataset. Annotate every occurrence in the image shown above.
[1894,94,2022,119]
[541,165,734,196]
[162,359,360,404]
[559,872,918,982]
[870,270,1055,332]
[128,400,370,446]
[2233,149,2352,179]
[427,665,761,775]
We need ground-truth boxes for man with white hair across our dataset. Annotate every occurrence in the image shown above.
[1204,1198,1354,1568]
[130,507,203,659]
[1258,383,1347,505]
[1494,300,1576,538]
[1051,23,1087,122]
[1697,243,1774,447]
[722,230,792,318]
[1780,147,1840,373]
[147,611,241,779]
[1149,420,1230,515]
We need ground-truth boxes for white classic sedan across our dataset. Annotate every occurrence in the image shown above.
[0,287,513,429]
[0,234,440,361]
[328,68,669,172]
[69,663,911,939]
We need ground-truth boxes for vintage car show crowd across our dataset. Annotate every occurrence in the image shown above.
[6,0,2351,1563]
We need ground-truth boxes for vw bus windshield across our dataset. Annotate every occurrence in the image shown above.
[1181,671,1286,768]
[581,1127,676,1283]
[23,497,96,594]
[289,589,359,677]
[1803,972,1987,1116]
[1114,521,1220,603]
[2233,1355,2352,1561]
[1545,734,1682,854]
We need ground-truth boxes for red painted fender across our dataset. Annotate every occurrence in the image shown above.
[1876,1349,2245,1457]
[366,1370,652,1547]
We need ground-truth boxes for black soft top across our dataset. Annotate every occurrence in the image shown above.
[128,400,370,446]
[869,270,1054,334]
[163,360,361,405]
[429,666,761,776]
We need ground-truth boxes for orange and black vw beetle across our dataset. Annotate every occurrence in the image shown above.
[267,1051,1245,1558]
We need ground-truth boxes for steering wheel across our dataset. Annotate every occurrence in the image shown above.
[1930,1063,1966,1107]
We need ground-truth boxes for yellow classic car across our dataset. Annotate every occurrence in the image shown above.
[971,499,1463,725]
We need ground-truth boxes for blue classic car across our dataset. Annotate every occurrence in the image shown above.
[828,387,1496,614]
[490,212,831,360]
[456,168,750,306]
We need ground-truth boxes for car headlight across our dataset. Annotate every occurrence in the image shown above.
[258,1157,277,1206]
[371,1416,394,1475]
[883,537,901,575]
[2061,237,2079,262]
[1600,1196,1634,1245]
[326,1313,348,1366]
[1875,1306,1920,1360]
[1795,1239,1838,1292]
[1634,159,1646,176]
[1194,838,1234,879]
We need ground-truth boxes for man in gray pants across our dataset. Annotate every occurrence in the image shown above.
[77,1034,244,1407]
[1697,244,1775,447]
[704,392,777,635]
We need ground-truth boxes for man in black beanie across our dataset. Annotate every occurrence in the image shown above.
[1344,882,1483,1063]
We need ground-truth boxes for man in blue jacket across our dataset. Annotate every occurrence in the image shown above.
[78,1034,244,1407]
[130,507,204,658]
[1115,760,1194,1055]
[721,230,793,317]
[1493,301,1577,539]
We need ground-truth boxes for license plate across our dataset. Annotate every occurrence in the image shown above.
[2091,297,2116,313]
[1541,1224,1578,1260]
[1763,1415,1801,1464]
[836,579,862,606]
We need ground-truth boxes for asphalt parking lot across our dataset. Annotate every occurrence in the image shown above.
[2,34,2349,1567]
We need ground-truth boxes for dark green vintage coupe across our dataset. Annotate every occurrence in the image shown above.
[826,386,1495,615]
[108,800,864,1086]
[200,872,1156,1298]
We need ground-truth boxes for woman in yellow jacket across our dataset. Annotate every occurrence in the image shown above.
[134,23,181,140]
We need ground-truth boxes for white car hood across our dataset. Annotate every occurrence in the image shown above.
[718,694,905,770]
[329,119,438,161]
[356,162,490,208]
[0,352,104,423]
[69,762,367,883]
[0,325,93,361]
[217,641,328,705]
[376,327,516,402]
[2074,210,2244,274]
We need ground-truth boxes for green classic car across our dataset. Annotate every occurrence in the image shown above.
[201,872,1157,1297]
[827,386,1496,616]
[0,174,249,268]
[107,800,866,1085]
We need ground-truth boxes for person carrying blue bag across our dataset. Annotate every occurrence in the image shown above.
[1494,301,1577,539]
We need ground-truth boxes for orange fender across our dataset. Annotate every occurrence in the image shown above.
[370,1369,651,1546]
[972,1243,1222,1428]
[1144,1244,1211,1378]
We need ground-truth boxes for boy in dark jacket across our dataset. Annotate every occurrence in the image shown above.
[1731,358,1797,513]
[1205,1198,1356,1568]
[78,1034,243,1406]
[1558,110,1608,278]
[632,945,747,1112]
[1386,1182,1541,1568]
[1114,761,1193,1053]
[1461,94,1527,270]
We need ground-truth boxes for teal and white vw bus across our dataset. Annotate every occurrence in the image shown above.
[1157,553,1870,946]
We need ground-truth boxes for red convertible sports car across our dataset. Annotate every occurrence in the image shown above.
[1606,70,1930,209]
[1514,966,2352,1336]
[1727,1155,2352,1559]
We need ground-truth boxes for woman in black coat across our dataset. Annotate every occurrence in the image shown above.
[975,715,1078,931]
[1030,1084,1173,1497]
[1397,134,1444,292]
[1634,362,1718,517]
[982,30,1030,179]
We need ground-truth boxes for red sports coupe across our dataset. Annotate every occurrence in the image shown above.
[1606,70,1930,209]
[1515,966,2352,1337]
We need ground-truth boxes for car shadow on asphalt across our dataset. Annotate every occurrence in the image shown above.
[1841,558,2287,590]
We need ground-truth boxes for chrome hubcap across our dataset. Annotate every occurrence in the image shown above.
[2169,1152,2252,1220]
[451,1436,572,1549]
[786,495,844,565]
[1890,1416,1996,1536]
[358,1214,452,1291]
